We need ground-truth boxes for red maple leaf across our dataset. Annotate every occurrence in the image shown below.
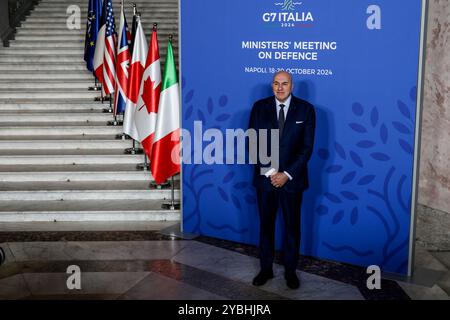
[139,77,160,114]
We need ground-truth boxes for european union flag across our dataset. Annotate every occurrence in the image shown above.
[84,0,102,72]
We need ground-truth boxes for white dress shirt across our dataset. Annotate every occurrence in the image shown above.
[265,96,293,181]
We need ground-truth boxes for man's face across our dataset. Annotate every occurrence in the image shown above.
[272,72,293,102]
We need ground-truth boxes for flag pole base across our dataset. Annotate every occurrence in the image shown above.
[124,147,143,155]
[149,181,171,189]
[88,85,102,91]
[136,163,150,171]
[107,120,123,126]
[116,133,131,140]
[102,108,113,113]
[95,96,111,102]
[161,201,180,210]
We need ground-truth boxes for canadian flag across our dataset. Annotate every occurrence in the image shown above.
[123,17,147,141]
[134,25,161,159]
[150,38,180,184]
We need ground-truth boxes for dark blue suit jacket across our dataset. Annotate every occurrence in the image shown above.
[249,95,316,193]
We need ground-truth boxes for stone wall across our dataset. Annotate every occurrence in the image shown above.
[417,0,450,250]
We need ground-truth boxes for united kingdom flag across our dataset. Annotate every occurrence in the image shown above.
[114,2,131,115]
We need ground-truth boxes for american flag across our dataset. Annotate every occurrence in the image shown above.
[102,0,117,95]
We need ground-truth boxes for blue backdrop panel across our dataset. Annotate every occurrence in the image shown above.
[180,0,423,275]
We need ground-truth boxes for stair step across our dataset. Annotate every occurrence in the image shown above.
[8,42,84,49]
[0,180,179,191]
[0,64,87,71]
[0,48,83,54]
[0,113,113,122]
[0,210,180,222]
[0,126,123,136]
[0,189,179,201]
[0,48,179,57]
[18,22,178,29]
[0,171,158,182]
[13,31,178,41]
[0,56,85,62]
[0,72,93,80]
[25,14,178,23]
[0,199,176,211]
[14,28,177,36]
[35,6,178,11]
[0,149,132,156]
[0,82,96,90]
[0,107,103,113]
[0,139,130,149]
[0,99,99,105]
[0,133,126,140]
[0,155,141,165]
[38,2,177,6]
[0,164,143,172]
[0,201,180,222]
[7,41,178,49]
[0,91,101,99]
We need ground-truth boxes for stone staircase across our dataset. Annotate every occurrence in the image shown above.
[0,0,180,223]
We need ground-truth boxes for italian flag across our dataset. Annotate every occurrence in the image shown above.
[150,39,180,184]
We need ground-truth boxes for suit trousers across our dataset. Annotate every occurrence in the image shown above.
[256,187,303,274]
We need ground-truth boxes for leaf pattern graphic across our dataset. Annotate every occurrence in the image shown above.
[341,171,356,184]
[219,95,228,107]
[358,175,375,185]
[207,98,214,115]
[352,103,364,116]
[349,123,367,133]
[350,151,363,168]
[392,122,411,134]
[398,100,411,120]
[380,124,388,144]
[217,187,229,202]
[184,90,194,104]
[357,140,376,148]
[223,171,235,183]
[324,193,342,203]
[335,142,346,160]
[333,210,345,224]
[371,107,379,127]
[371,153,391,161]
[399,139,413,154]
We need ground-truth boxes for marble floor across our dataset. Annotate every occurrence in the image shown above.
[0,222,448,300]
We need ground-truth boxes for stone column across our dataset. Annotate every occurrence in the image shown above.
[417,0,450,250]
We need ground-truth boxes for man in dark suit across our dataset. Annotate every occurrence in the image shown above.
[248,71,316,289]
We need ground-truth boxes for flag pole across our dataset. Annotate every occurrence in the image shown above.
[161,176,180,210]
[108,94,121,126]
[137,153,150,171]
[88,77,101,91]
[124,139,143,155]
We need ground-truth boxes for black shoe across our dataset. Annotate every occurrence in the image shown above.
[285,272,300,289]
[252,270,274,286]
